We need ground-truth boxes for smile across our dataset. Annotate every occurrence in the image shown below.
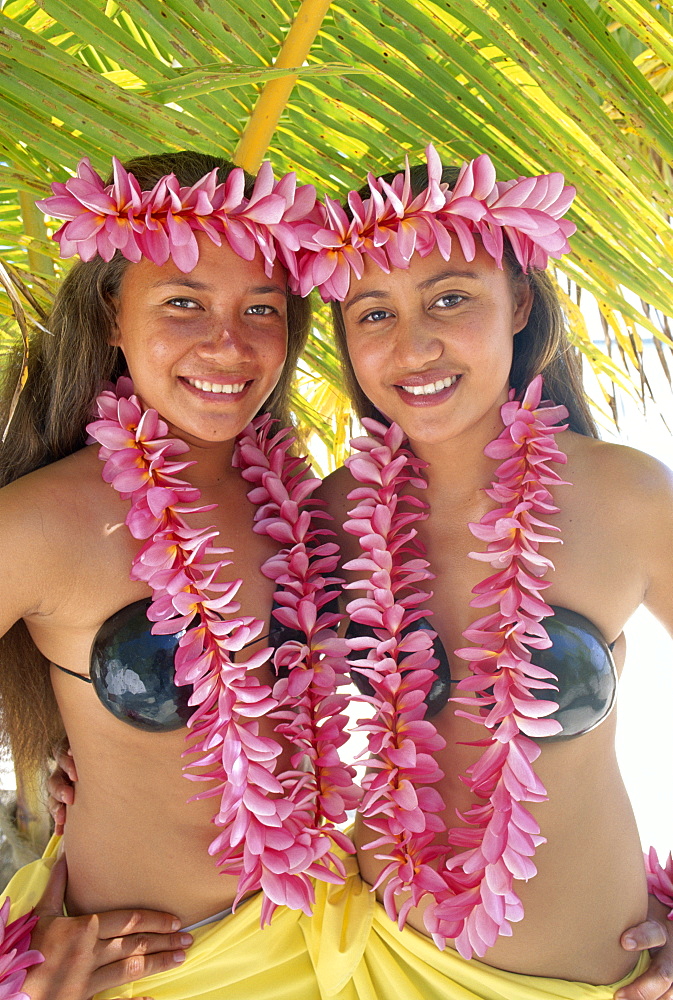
[398,375,459,396]
[184,377,248,394]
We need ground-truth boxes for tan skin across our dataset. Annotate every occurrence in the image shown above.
[0,237,293,998]
[319,243,673,994]
[41,238,672,997]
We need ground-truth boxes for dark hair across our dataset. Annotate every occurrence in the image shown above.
[0,150,311,775]
[331,162,597,438]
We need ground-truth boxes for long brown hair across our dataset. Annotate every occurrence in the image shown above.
[331,162,597,438]
[0,150,312,775]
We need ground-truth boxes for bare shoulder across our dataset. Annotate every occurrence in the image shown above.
[316,464,361,566]
[564,433,673,629]
[1,445,110,531]
[316,463,357,521]
[564,432,673,514]
[0,447,112,620]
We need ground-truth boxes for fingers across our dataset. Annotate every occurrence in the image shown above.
[47,758,75,834]
[34,855,68,917]
[100,929,192,966]
[24,906,191,1000]
[615,960,673,1000]
[59,748,78,783]
[49,801,67,837]
[50,738,78,783]
[90,911,192,994]
[622,919,668,953]
[47,768,75,807]
[90,945,188,995]
[52,739,78,783]
[95,908,183,939]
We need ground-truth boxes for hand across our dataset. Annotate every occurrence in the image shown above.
[22,854,192,1000]
[615,898,673,1000]
[47,743,78,836]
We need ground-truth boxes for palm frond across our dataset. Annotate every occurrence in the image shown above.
[0,0,670,447]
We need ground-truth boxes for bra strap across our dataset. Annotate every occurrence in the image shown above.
[51,663,92,684]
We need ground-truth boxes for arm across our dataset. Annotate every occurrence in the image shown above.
[0,478,192,996]
[615,455,673,1000]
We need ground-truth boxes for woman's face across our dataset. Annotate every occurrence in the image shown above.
[341,241,533,451]
[113,235,288,447]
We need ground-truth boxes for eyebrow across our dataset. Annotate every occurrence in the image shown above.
[343,269,481,311]
[149,278,287,296]
[418,269,480,290]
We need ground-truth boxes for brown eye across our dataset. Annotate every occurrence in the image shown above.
[362,309,392,323]
[434,294,464,308]
[245,304,277,316]
[167,298,200,309]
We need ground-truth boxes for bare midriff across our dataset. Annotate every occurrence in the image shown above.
[30,444,293,928]
[356,700,647,984]
[52,667,285,926]
[350,431,651,985]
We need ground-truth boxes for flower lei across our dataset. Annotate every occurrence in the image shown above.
[86,377,359,922]
[37,157,316,282]
[344,376,570,958]
[297,144,576,301]
[0,902,43,1000]
[36,149,576,303]
[645,848,673,920]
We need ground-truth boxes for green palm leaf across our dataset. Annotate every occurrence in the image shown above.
[0,0,671,446]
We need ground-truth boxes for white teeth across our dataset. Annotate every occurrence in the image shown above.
[187,378,246,394]
[403,375,458,396]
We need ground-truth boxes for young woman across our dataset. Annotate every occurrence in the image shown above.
[0,150,360,999]
[35,149,671,1000]
[307,148,673,999]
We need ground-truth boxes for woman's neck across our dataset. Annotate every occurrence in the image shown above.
[408,403,505,506]
[165,429,238,493]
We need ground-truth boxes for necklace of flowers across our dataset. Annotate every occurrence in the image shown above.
[343,375,569,958]
[0,900,43,998]
[86,376,359,923]
[645,848,673,920]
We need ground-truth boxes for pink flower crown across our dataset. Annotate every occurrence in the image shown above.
[297,144,577,302]
[36,156,317,283]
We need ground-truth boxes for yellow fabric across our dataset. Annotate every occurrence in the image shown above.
[1,838,649,1000]
[306,852,650,1000]
[1,837,321,1000]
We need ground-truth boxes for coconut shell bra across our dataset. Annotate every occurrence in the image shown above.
[57,373,616,962]
[51,597,314,732]
[53,601,616,739]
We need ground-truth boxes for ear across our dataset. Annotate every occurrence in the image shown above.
[512,281,534,335]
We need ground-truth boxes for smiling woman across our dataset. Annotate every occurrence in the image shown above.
[339,244,533,447]
[0,150,352,1000]
[312,148,673,1000]
[110,239,289,447]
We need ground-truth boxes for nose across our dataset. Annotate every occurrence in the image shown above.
[197,315,252,359]
[392,314,443,368]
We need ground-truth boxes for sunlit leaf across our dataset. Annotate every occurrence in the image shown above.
[0,0,670,440]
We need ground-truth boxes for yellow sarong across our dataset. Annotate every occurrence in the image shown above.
[1,837,321,1000]
[2,839,649,1000]
[305,852,650,1000]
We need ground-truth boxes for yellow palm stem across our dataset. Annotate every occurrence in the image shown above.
[234,0,332,173]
